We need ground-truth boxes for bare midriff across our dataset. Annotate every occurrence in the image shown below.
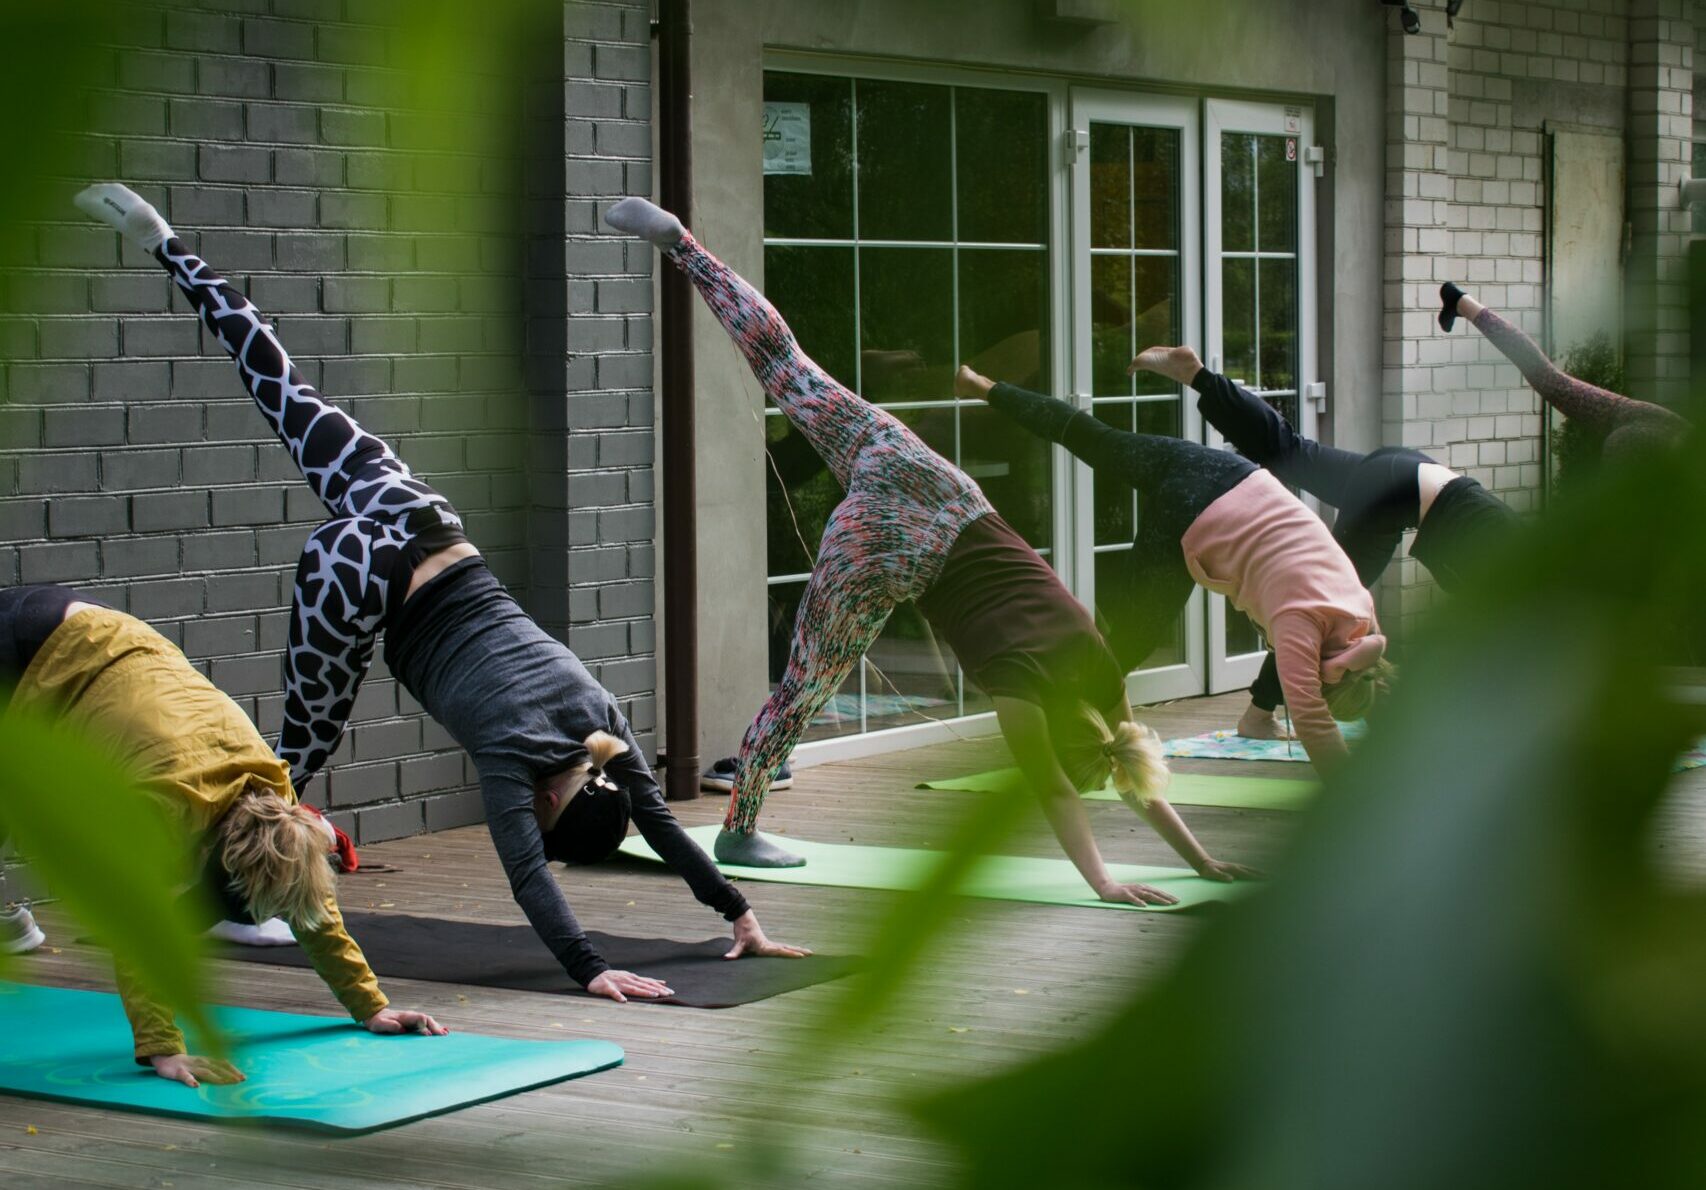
[405,541,482,602]
[1415,462,1461,524]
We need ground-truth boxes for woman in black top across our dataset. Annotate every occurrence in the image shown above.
[76,183,806,999]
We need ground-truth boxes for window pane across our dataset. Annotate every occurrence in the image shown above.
[1130,127,1179,251]
[768,579,862,742]
[1092,403,1136,545]
[863,605,961,732]
[959,248,1048,393]
[1223,256,1256,384]
[1134,396,1182,440]
[1258,257,1297,392]
[1131,255,1180,395]
[955,88,1048,244]
[764,244,857,391]
[859,247,954,402]
[1256,135,1298,252]
[856,80,953,241]
[764,416,839,577]
[962,403,1052,551]
[1091,254,1134,397]
[1225,607,1264,658]
[1089,123,1131,250]
[763,72,854,240]
[1222,133,1255,252]
[1095,548,1185,671]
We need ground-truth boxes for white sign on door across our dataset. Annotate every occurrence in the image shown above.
[763,102,812,176]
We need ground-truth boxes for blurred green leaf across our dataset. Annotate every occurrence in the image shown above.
[0,700,219,1047]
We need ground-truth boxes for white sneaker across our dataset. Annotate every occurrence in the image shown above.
[1,906,46,954]
[206,917,296,947]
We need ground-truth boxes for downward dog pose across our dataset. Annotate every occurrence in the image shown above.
[76,184,805,1002]
[1440,282,1689,460]
[1128,345,1518,740]
[955,366,1394,775]
[0,586,445,1086]
[608,197,1257,898]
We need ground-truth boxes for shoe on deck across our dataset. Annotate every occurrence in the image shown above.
[1,905,45,954]
[700,757,793,793]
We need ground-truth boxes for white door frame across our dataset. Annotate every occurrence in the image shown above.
[1069,88,1205,705]
[1202,97,1320,694]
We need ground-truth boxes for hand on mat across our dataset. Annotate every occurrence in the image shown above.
[364,1007,450,1036]
[724,909,812,960]
[1193,859,1265,883]
[588,969,674,1003]
[151,1053,245,1088]
[1097,881,1179,907]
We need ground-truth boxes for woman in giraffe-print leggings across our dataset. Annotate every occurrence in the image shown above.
[608,197,1261,897]
[1439,282,1690,459]
[76,183,807,998]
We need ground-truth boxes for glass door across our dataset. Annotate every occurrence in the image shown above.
[1069,90,1204,704]
[1203,98,1319,693]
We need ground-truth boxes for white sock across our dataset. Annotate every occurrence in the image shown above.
[74,183,173,253]
[206,917,297,947]
[603,197,684,247]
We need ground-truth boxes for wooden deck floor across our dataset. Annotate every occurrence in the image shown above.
[5,690,1705,1189]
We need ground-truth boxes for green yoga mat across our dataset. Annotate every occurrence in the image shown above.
[0,981,622,1134]
[618,825,1248,912]
[918,769,1318,813]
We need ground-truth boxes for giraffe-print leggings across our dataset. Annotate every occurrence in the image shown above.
[154,238,464,790]
[1471,307,1689,459]
[664,233,993,833]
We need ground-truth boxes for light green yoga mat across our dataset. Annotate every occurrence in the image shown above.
[0,981,623,1134]
[619,825,1249,912]
[918,769,1318,813]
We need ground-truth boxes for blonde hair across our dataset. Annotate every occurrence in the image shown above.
[1083,706,1169,808]
[538,731,631,832]
[218,784,335,930]
[1323,658,1398,722]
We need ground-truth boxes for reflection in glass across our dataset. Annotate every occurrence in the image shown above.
[1089,123,1131,250]
[1225,606,1264,658]
[1091,254,1134,398]
[956,88,1048,244]
[959,248,1048,393]
[767,579,862,741]
[764,244,857,391]
[764,416,839,578]
[1095,548,1185,672]
[1130,256,1180,395]
[1130,127,1179,251]
[1259,257,1297,391]
[762,72,854,240]
[1256,135,1298,252]
[1092,403,1136,545]
[962,404,1052,550]
[1221,132,1255,252]
[856,80,953,241]
[1223,257,1256,384]
[859,248,954,402]
[863,604,961,733]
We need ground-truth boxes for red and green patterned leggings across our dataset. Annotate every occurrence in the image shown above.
[664,233,993,833]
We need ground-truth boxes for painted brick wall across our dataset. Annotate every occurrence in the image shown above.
[0,0,572,858]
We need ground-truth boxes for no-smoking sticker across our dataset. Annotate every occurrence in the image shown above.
[1286,138,1297,162]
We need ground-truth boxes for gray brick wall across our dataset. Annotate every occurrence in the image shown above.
[0,0,569,850]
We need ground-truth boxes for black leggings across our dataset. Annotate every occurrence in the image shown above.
[986,383,1251,672]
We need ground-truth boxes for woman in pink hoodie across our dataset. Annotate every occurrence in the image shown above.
[957,368,1393,774]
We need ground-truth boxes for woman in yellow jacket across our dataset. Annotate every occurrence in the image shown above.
[1,585,445,1088]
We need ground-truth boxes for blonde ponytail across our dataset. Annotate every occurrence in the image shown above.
[1323,657,1398,722]
[1083,706,1169,807]
[217,785,335,930]
[582,730,629,772]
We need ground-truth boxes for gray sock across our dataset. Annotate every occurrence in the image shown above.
[603,197,685,248]
[74,183,173,253]
[714,827,806,869]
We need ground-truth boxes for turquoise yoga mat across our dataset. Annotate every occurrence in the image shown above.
[918,769,1318,813]
[0,981,623,1134]
[619,825,1249,913]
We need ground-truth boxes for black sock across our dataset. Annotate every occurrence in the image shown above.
[1438,282,1466,332]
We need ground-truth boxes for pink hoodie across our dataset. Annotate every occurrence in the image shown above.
[1179,470,1387,770]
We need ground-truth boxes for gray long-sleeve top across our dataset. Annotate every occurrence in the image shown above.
[385,558,749,985]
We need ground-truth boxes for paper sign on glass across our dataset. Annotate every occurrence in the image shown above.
[763,101,812,176]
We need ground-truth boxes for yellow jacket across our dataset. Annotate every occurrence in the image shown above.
[9,607,387,1060]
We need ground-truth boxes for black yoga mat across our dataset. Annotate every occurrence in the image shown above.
[215,911,860,1009]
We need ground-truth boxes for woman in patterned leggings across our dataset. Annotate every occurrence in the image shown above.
[76,183,806,1000]
[1440,282,1690,459]
[609,197,1261,897]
